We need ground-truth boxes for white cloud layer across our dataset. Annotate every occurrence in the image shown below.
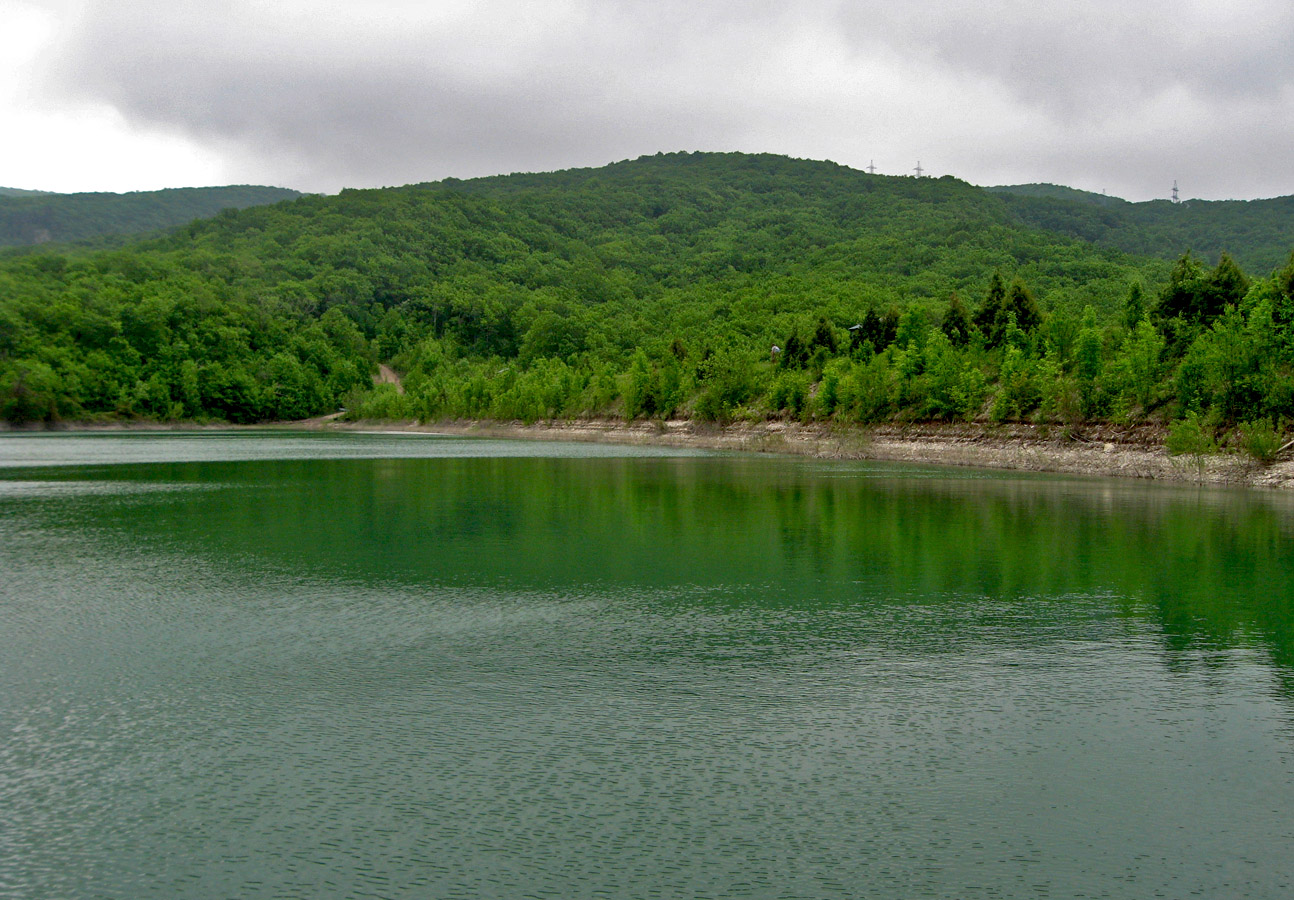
[4,0,1292,199]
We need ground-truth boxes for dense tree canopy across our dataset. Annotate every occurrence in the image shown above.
[0,186,300,247]
[988,183,1294,275]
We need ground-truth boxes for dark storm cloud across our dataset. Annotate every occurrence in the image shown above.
[36,0,1294,198]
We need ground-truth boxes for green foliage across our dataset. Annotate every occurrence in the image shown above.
[941,293,972,347]
[1166,412,1217,478]
[974,272,1008,346]
[991,345,1041,422]
[1154,251,1250,335]
[0,151,1291,445]
[851,307,899,355]
[1073,307,1104,418]
[923,330,986,420]
[1124,280,1146,330]
[1174,307,1268,421]
[350,383,413,421]
[1107,319,1166,416]
[1239,418,1283,465]
[694,346,756,422]
[990,184,1294,275]
[0,186,299,247]
[814,358,849,418]
[810,317,839,356]
[622,350,658,421]
[770,369,811,417]
[1167,412,1215,455]
[836,353,897,423]
[1005,279,1043,334]
[0,360,63,423]
[779,327,807,369]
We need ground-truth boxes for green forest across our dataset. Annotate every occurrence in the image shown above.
[987,183,1294,276]
[2,152,1292,452]
[0,185,300,247]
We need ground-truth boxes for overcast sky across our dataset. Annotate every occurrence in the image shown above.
[4,0,1292,200]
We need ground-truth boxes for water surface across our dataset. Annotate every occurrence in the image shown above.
[2,432,1293,899]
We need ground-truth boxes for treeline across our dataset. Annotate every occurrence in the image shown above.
[990,184,1294,276]
[347,251,1294,444]
[0,253,373,424]
[1,152,1291,446]
[0,185,300,247]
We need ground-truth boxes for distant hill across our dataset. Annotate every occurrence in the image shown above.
[0,185,301,247]
[986,183,1127,207]
[0,187,56,197]
[987,184,1294,275]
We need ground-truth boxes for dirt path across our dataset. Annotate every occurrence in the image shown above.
[373,364,404,394]
[298,411,347,426]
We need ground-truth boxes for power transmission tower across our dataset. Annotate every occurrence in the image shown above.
[866,160,877,175]
[1171,180,1180,203]
[914,161,924,177]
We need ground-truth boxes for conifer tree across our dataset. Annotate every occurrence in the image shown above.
[780,328,806,368]
[1125,281,1146,330]
[1209,252,1249,317]
[974,272,1006,343]
[941,293,972,347]
[810,317,838,354]
[854,308,882,354]
[1004,279,1043,335]
[1274,252,1294,327]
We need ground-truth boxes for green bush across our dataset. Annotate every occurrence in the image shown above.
[1167,412,1216,456]
[1166,412,1217,480]
[1239,417,1283,465]
[769,369,810,416]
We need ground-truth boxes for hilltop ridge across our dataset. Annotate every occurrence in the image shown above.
[987,182,1294,273]
[0,184,301,247]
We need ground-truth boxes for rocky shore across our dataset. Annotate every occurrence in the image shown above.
[10,415,1292,488]
[299,418,1294,489]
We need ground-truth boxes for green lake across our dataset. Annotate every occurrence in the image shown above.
[2,432,1293,899]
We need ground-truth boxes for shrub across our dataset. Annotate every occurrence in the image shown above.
[1167,412,1216,456]
[1166,411,1216,480]
[769,369,810,416]
[1239,417,1283,465]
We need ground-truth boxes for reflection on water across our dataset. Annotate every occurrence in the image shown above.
[2,433,1293,899]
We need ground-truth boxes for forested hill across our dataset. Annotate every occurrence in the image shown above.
[385,151,1160,315]
[0,187,56,198]
[2,152,1293,440]
[987,183,1294,275]
[0,185,301,247]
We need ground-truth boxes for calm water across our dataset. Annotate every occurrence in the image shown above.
[2,432,1293,899]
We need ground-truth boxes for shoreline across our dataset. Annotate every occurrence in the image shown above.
[306,417,1294,490]
[8,417,1294,489]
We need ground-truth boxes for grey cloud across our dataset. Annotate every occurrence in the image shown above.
[36,0,1294,198]
[44,1,766,188]
[837,1,1294,112]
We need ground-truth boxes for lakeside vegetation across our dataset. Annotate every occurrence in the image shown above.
[2,152,1292,457]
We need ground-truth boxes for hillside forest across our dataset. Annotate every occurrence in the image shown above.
[0,185,301,248]
[2,153,1293,453]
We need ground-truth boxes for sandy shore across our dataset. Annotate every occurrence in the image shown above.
[286,417,1294,489]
